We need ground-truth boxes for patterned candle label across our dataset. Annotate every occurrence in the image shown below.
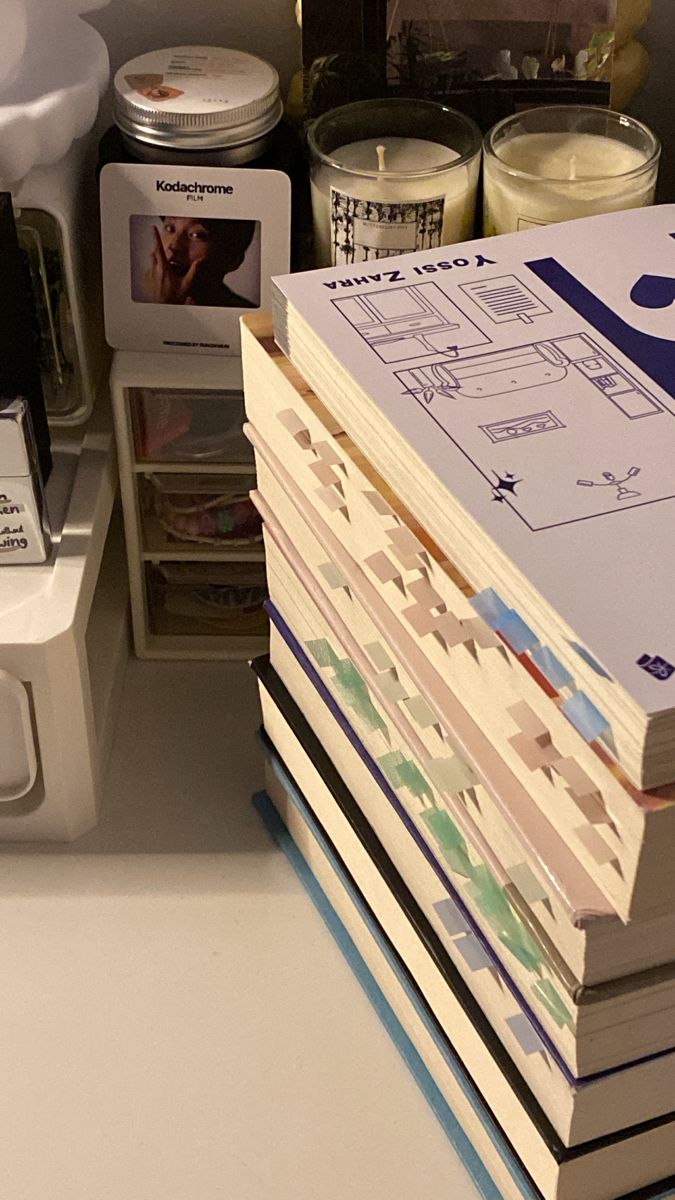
[330,189,445,265]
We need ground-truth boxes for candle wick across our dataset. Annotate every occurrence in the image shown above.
[376,143,387,172]
[569,153,577,181]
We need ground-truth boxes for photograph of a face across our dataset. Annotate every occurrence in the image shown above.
[130,215,261,309]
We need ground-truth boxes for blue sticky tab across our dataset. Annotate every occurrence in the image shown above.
[568,641,613,680]
[434,898,471,939]
[530,645,574,690]
[561,691,610,743]
[496,609,539,655]
[469,588,511,630]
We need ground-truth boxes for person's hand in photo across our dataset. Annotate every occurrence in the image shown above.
[142,225,203,304]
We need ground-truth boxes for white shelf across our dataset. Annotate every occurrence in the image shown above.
[0,403,127,841]
[0,659,482,1200]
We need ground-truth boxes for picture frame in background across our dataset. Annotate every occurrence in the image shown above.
[301,0,617,128]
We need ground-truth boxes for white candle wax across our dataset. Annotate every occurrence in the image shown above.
[484,131,656,236]
[311,136,479,267]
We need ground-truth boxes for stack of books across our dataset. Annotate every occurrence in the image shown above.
[244,204,675,1200]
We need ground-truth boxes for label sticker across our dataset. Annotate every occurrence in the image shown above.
[330,190,445,265]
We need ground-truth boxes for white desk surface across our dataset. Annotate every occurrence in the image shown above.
[0,660,483,1200]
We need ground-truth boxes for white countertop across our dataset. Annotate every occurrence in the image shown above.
[0,660,482,1200]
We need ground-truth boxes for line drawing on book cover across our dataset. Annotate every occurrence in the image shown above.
[480,411,565,443]
[332,282,489,365]
[394,335,675,531]
[459,275,552,325]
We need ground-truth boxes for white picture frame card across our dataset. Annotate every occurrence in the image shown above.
[100,163,291,355]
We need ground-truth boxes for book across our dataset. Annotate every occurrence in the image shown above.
[264,205,675,912]
[242,310,675,935]
[255,638,675,1140]
[249,432,675,1081]
[253,658,675,1200]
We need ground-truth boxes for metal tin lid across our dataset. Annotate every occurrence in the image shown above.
[113,46,282,151]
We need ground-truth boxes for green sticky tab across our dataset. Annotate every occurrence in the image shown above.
[395,759,433,800]
[532,979,572,1029]
[499,933,543,974]
[306,638,339,669]
[331,658,387,735]
[334,657,367,694]
[377,750,406,785]
[467,866,511,923]
[422,810,475,878]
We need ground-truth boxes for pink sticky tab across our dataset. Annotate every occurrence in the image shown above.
[365,551,401,584]
[435,612,468,647]
[313,440,343,466]
[408,576,444,609]
[508,700,548,739]
[461,617,501,649]
[365,490,395,517]
[310,460,340,486]
[277,409,310,441]
[509,731,559,771]
[575,823,617,865]
[402,603,438,637]
[388,526,423,555]
[316,485,347,513]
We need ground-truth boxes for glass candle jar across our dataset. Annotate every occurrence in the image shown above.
[483,105,660,236]
[308,98,482,267]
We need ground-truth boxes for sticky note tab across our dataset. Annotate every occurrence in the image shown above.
[499,933,543,973]
[377,671,410,703]
[388,526,423,555]
[402,602,438,637]
[469,588,511,630]
[575,823,617,866]
[461,617,501,649]
[434,899,471,939]
[454,934,493,973]
[506,1013,547,1056]
[508,700,548,739]
[497,610,540,654]
[509,732,559,771]
[306,638,339,669]
[532,980,572,1029]
[403,695,438,729]
[364,490,395,517]
[277,408,309,439]
[408,576,444,609]
[561,692,610,743]
[318,562,348,590]
[396,759,433,799]
[434,611,468,647]
[365,551,401,584]
[316,484,346,513]
[313,440,343,466]
[421,809,474,878]
[530,646,574,690]
[426,755,477,794]
[568,641,613,680]
[310,460,341,487]
[507,863,549,905]
[364,642,395,673]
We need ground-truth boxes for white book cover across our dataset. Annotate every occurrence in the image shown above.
[272,205,675,719]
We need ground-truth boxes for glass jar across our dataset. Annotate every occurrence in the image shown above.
[98,46,308,267]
